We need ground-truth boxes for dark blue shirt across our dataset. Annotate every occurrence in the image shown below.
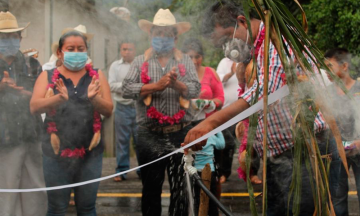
[42,69,104,158]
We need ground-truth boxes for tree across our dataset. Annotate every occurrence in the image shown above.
[304,0,360,55]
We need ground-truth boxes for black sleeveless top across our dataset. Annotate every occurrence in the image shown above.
[42,69,104,158]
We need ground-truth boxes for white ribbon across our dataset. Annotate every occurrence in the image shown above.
[0,85,289,193]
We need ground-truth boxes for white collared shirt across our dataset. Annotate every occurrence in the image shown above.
[108,58,134,105]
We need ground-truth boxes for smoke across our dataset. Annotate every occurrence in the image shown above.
[2,0,360,215]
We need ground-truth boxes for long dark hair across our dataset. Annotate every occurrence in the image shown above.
[181,38,204,57]
[58,30,88,52]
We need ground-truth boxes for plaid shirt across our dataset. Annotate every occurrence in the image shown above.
[240,22,328,157]
[122,52,201,126]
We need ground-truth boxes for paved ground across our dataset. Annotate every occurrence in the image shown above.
[65,154,360,216]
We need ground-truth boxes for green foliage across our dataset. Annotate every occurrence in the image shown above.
[350,56,360,79]
[172,0,224,69]
[303,0,360,55]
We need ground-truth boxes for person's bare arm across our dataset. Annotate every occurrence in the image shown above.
[88,70,113,118]
[222,62,236,83]
[182,98,250,151]
[30,71,68,114]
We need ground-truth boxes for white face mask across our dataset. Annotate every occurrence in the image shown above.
[223,23,253,64]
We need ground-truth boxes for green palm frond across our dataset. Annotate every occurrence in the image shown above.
[236,0,349,215]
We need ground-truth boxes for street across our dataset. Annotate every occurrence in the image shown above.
[66,154,360,216]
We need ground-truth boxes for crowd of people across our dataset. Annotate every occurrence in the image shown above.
[0,1,359,216]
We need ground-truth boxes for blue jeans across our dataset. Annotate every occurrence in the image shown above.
[43,153,102,216]
[115,102,140,177]
[333,154,360,216]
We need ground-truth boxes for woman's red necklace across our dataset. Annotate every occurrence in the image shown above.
[46,64,101,158]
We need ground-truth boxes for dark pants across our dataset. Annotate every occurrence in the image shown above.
[333,154,360,216]
[214,125,236,178]
[137,125,193,216]
[194,171,218,216]
[266,133,340,216]
[43,153,103,216]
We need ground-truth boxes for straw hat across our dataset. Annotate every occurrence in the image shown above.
[138,9,191,35]
[110,7,131,22]
[0,11,30,33]
[61,24,94,41]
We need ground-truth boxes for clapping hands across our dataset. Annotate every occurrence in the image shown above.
[0,71,24,94]
[156,66,177,91]
[88,76,100,100]
[55,78,68,101]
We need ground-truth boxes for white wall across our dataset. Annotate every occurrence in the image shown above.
[9,0,126,156]
[10,0,122,73]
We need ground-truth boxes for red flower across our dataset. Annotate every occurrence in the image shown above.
[47,84,54,89]
[47,122,57,134]
[141,74,151,84]
[52,69,60,83]
[146,107,156,118]
[237,88,243,97]
[146,106,185,125]
[167,117,175,125]
[141,62,151,84]
[93,112,102,132]
[85,64,92,71]
[60,149,72,157]
[93,123,101,133]
[60,147,86,159]
[141,62,149,72]
[86,64,99,79]
[173,110,185,123]
[178,64,186,76]
[254,28,266,58]
[160,115,168,125]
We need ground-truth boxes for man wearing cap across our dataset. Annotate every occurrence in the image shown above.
[0,11,46,216]
[42,24,93,71]
[122,8,200,216]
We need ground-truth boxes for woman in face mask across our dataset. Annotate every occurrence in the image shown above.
[30,31,113,216]
[181,38,225,215]
[181,38,224,118]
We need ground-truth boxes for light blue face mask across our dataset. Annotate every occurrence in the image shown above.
[62,51,88,71]
[0,38,20,57]
[152,37,175,53]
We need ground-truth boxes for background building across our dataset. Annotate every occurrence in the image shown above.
[5,0,132,156]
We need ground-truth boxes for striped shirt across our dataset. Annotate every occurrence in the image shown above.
[122,53,201,126]
[240,22,328,157]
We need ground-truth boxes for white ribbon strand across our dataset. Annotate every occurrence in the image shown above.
[0,85,289,193]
